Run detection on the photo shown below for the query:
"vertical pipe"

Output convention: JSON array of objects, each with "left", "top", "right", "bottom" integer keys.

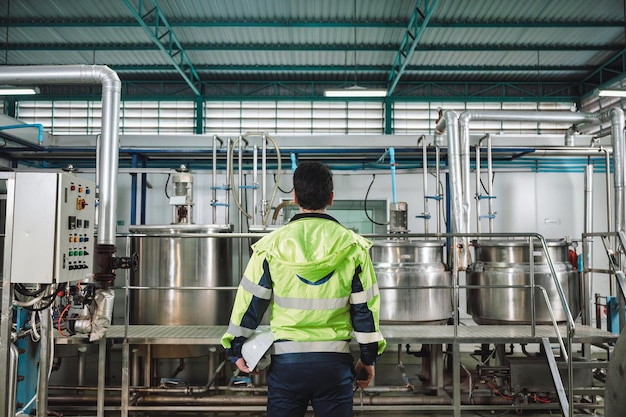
[
  {"left": 435, "top": 144, "right": 441, "bottom": 235},
  {"left": 436, "top": 110, "right": 465, "bottom": 267},
  {"left": 238, "top": 140, "right": 244, "bottom": 218},
  {"left": 225, "top": 139, "right": 232, "bottom": 225},
  {"left": 603, "top": 147, "right": 616, "bottom": 296},
  {"left": 36, "top": 308, "right": 51, "bottom": 417},
  {"left": 253, "top": 145, "right": 258, "bottom": 225},
  {"left": 475, "top": 143, "right": 481, "bottom": 234},
  {"left": 238, "top": 139, "right": 244, "bottom": 278},
  {"left": 565, "top": 126, "right": 576, "bottom": 147},
  {"left": 97, "top": 338, "right": 106, "bottom": 417},
  {"left": 77, "top": 346, "right": 87, "bottom": 387},
  {"left": 95, "top": 134, "right": 101, "bottom": 230},
  {"left": 140, "top": 158, "right": 147, "bottom": 225},
  {"left": 529, "top": 238, "right": 536, "bottom": 331},
  {"left": 130, "top": 154, "right": 138, "bottom": 225},
  {"left": 212, "top": 135, "right": 218, "bottom": 224},
  {"left": 610, "top": 108, "right": 625, "bottom": 234},
  {"left": 487, "top": 134, "right": 494, "bottom": 233},
  {"left": 121, "top": 342, "right": 130, "bottom": 417},
  {"left": 95, "top": 67, "right": 121, "bottom": 247},
  {"left": 582, "top": 164, "right": 594, "bottom": 360},
  {"left": 389, "top": 147, "right": 397, "bottom": 205},
  {"left": 262, "top": 135, "right": 268, "bottom": 224},
  {"left": 602, "top": 147, "right": 613, "bottom": 236},
  {"left": 131, "top": 348, "right": 140, "bottom": 387},
  {"left": 583, "top": 164, "right": 594, "bottom": 328},
  {"left": 421, "top": 140, "right": 429, "bottom": 233},
  {"left": 608, "top": 108, "right": 625, "bottom": 332}
]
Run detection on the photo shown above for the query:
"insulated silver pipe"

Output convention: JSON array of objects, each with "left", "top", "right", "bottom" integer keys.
[
  {"left": 601, "top": 147, "right": 613, "bottom": 235},
  {"left": 0, "top": 65, "right": 120, "bottom": 415},
  {"left": 0, "top": 65, "right": 121, "bottom": 245},
  {"left": 435, "top": 110, "right": 468, "bottom": 268},
  {"left": 565, "top": 126, "right": 576, "bottom": 146},
  {"left": 609, "top": 108, "right": 625, "bottom": 235},
  {"left": 435, "top": 111, "right": 462, "bottom": 239},
  {"left": 458, "top": 111, "right": 603, "bottom": 247}
]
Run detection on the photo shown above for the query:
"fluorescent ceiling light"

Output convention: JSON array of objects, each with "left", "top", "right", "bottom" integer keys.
[
  {"left": 0, "top": 87, "right": 40, "bottom": 95},
  {"left": 598, "top": 89, "right": 626, "bottom": 97},
  {"left": 324, "top": 86, "right": 388, "bottom": 98}
]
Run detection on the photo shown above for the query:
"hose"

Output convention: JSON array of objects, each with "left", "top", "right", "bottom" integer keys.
[{"left": 229, "top": 132, "right": 282, "bottom": 226}]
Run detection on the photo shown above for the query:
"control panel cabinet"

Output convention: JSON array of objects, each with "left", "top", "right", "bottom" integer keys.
[{"left": 10, "top": 172, "right": 96, "bottom": 283}]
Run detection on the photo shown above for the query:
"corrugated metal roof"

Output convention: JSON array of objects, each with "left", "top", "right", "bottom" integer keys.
[{"left": 1, "top": 0, "right": 623, "bottom": 99}]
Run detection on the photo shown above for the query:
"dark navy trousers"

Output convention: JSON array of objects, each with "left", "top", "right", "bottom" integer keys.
[{"left": 267, "top": 353, "right": 355, "bottom": 417}]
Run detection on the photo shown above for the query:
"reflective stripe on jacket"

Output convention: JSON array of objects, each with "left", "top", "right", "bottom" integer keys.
[{"left": 221, "top": 212, "right": 386, "bottom": 365}]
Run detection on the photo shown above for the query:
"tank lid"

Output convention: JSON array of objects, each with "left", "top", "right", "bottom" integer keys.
[{"left": 129, "top": 224, "right": 233, "bottom": 234}]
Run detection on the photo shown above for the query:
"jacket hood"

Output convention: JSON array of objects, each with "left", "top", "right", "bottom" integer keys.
[{"left": 251, "top": 215, "right": 371, "bottom": 283}]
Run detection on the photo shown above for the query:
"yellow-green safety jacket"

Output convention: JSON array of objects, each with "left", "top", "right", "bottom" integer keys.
[{"left": 221, "top": 212, "right": 386, "bottom": 365}]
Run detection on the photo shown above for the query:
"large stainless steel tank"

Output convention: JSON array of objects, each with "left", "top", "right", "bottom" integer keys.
[
  {"left": 467, "top": 239, "right": 581, "bottom": 324},
  {"left": 129, "top": 224, "right": 234, "bottom": 328},
  {"left": 371, "top": 240, "right": 452, "bottom": 324}
]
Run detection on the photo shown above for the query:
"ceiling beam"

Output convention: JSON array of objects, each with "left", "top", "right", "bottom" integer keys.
[
  {"left": 1, "top": 18, "right": 622, "bottom": 29},
  {"left": 5, "top": 42, "right": 620, "bottom": 52},
  {"left": 580, "top": 49, "right": 626, "bottom": 93},
  {"left": 36, "top": 80, "right": 581, "bottom": 101},
  {"left": 108, "top": 64, "right": 596, "bottom": 73},
  {"left": 123, "top": 0, "right": 201, "bottom": 96},
  {"left": 387, "top": 0, "right": 440, "bottom": 96}
]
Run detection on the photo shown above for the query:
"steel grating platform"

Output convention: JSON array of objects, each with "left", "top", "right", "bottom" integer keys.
[{"left": 55, "top": 323, "right": 619, "bottom": 346}]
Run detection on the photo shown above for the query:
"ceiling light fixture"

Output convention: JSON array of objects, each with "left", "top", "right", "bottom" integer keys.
[
  {"left": 323, "top": 0, "right": 388, "bottom": 99},
  {"left": 324, "top": 86, "right": 388, "bottom": 97},
  {"left": 598, "top": 89, "right": 626, "bottom": 97},
  {"left": 0, "top": 87, "right": 40, "bottom": 95}
]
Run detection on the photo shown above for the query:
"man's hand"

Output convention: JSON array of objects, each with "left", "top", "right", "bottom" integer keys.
[
  {"left": 355, "top": 359, "right": 375, "bottom": 389},
  {"left": 234, "top": 357, "right": 253, "bottom": 373}
]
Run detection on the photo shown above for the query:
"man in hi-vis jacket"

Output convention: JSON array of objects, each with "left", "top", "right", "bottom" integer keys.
[{"left": 222, "top": 161, "right": 386, "bottom": 417}]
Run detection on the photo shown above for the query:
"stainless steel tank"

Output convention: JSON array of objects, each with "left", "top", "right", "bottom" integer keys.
[
  {"left": 467, "top": 239, "right": 581, "bottom": 324},
  {"left": 371, "top": 239, "right": 452, "bottom": 324},
  {"left": 129, "top": 224, "right": 234, "bottom": 328}
]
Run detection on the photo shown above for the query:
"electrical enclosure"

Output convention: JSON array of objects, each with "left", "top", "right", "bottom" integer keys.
[{"left": 10, "top": 172, "right": 96, "bottom": 283}]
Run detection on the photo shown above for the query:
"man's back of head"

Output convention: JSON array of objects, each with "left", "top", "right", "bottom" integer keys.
[{"left": 293, "top": 162, "right": 333, "bottom": 211}]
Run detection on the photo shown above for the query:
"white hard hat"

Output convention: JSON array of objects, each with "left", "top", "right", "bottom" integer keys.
[{"left": 242, "top": 326, "right": 274, "bottom": 371}]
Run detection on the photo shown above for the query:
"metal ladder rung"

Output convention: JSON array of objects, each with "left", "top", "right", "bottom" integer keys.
[
  {"left": 555, "top": 361, "right": 609, "bottom": 369},
  {"left": 572, "top": 387, "right": 605, "bottom": 395}
]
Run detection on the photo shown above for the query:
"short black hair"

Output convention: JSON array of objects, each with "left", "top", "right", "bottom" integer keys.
[{"left": 293, "top": 161, "right": 333, "bottom": 210}]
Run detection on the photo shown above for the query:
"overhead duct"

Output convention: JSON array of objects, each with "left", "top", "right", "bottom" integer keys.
[{"left": 0, "top": 65, "right": 121, "bottom": 281}]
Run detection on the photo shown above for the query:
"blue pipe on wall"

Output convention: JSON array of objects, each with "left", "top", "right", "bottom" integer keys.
[{"left": 0, "top": 123, "right": 44, "bottom": 145}]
